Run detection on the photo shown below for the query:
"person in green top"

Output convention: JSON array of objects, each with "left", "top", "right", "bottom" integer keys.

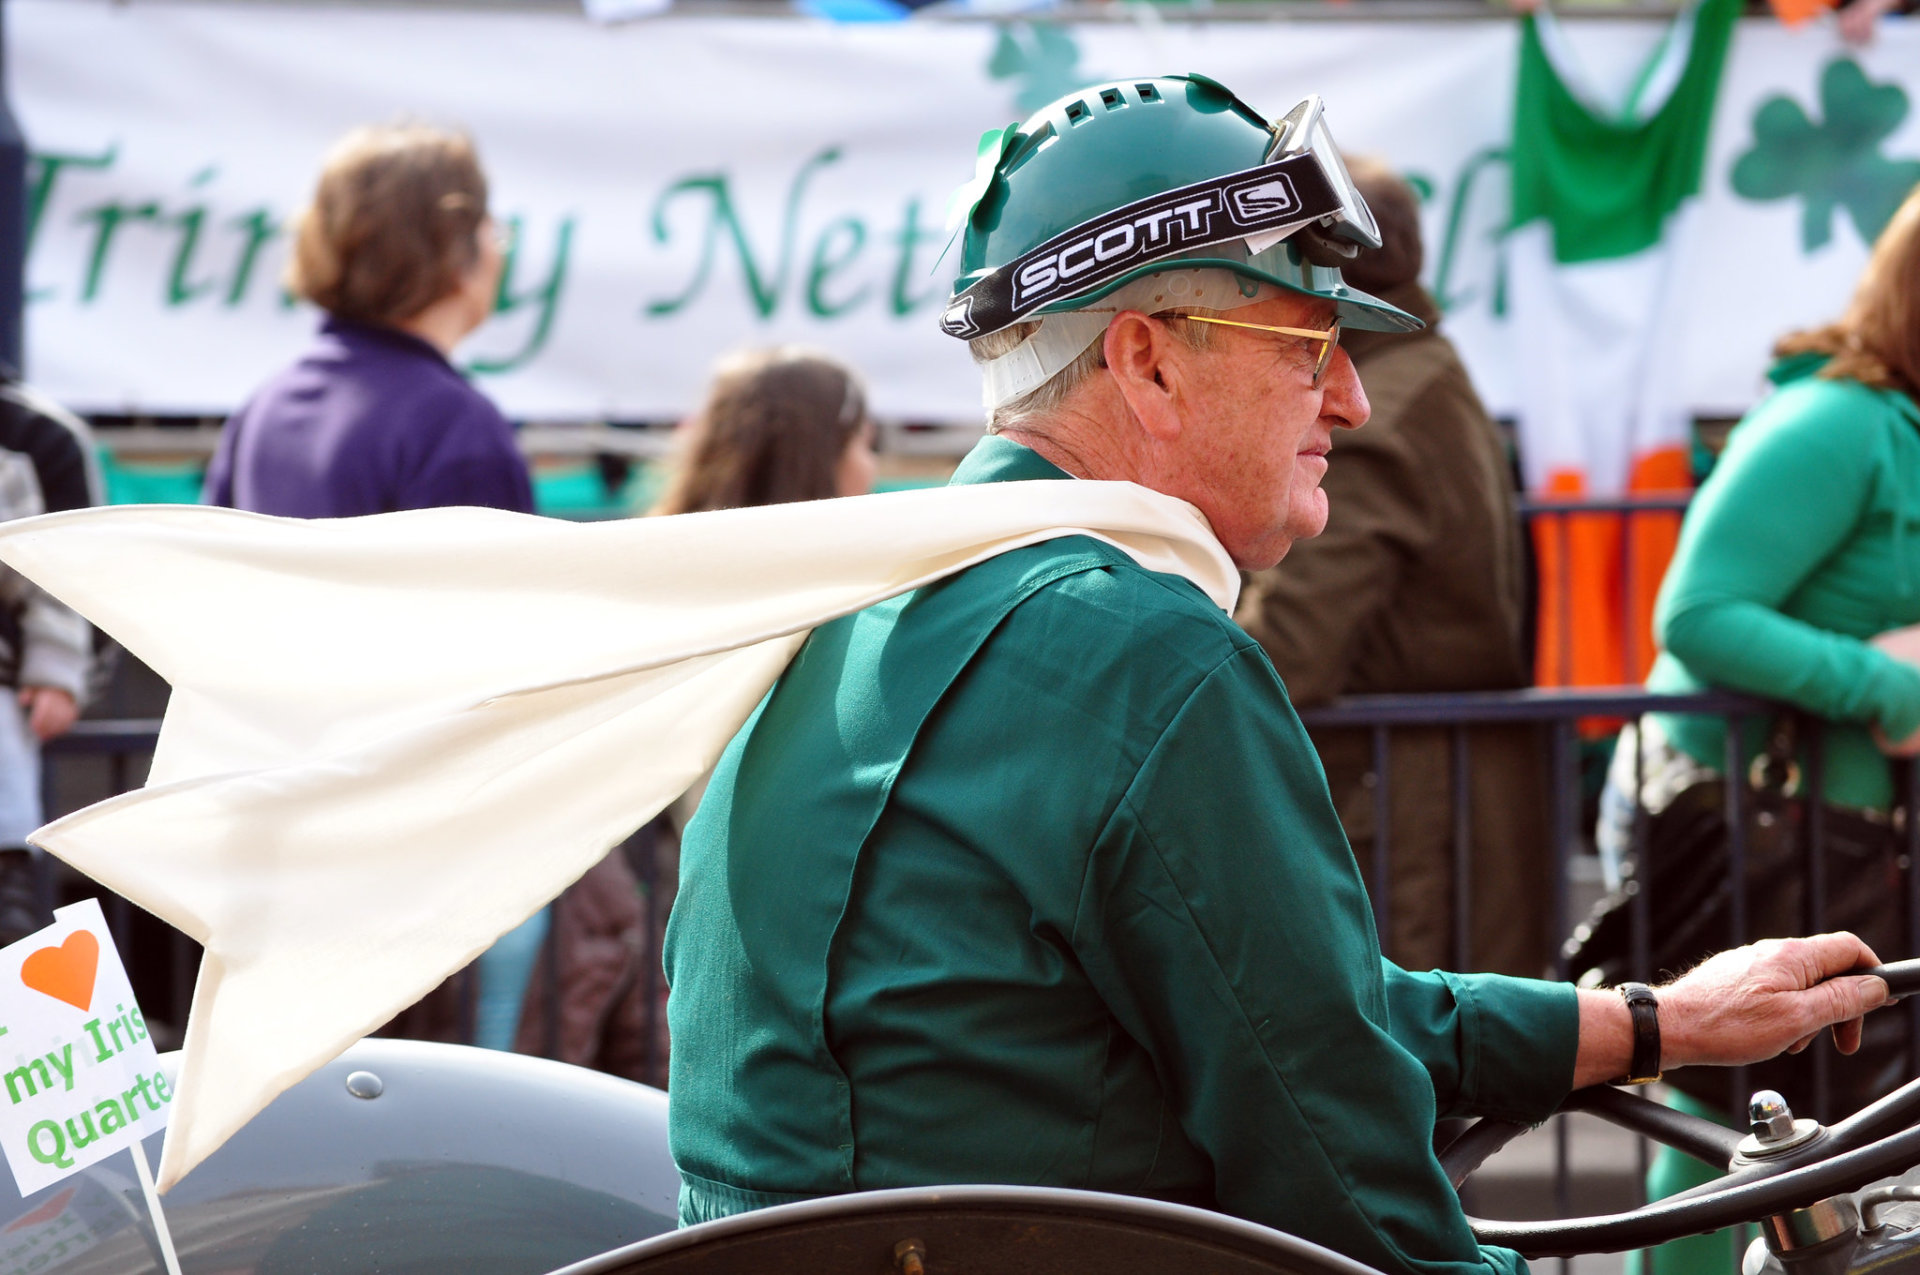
[
  {"left": 1594, "top": 184, "right": 1920, "bottom": 1275},
  {"left": 1630, "top": 184, "right": 1920, "bottom": 817},
  {"left": 664, "top": 75, "right": 1893, "bottom": 1275},
  {"left": 1600, "top": 183, "right": 1920, "bottom": 961}
]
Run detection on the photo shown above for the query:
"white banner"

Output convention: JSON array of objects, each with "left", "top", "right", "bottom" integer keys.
[{"left": 10, "top": 1, "right": 1919, "bottom": 423}]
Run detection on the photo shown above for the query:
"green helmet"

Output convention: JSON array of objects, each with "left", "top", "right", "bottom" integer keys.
[{"left": 939, "top": 73, "right": 1420, "bottom": 344}]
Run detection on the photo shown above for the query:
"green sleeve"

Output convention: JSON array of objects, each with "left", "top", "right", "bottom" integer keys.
[
  {"left": 1071, "top": 647, "right": 1533, "bottom": 1275},
  {"left": 1384, "top": 964, "right": 1578, "bottom": 1123},
  {"left": 1655, "top": 384, "right": 1920, "bottom": 738}
]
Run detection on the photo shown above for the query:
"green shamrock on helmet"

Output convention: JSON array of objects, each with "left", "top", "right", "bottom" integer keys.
[{"left": 1732, "top": 57, "right": 1920, "bottom": 253}]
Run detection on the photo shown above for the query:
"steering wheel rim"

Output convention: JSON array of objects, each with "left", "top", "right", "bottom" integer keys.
[
  {"left": 1442, "top": 1087, "right": 1746, "bottom": 1191},
  {"left": 1455, "top": 1076, "right": 1920, "bottom": 1257}
]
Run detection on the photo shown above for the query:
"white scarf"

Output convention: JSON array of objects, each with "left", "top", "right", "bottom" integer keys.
[{"left": 0, "top": 480, "right": 1235, "bottom": 1191}]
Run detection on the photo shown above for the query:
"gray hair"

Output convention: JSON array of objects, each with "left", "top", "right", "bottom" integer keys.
[{"left": 969, "top": 312, "right": 1218, "bottom": 436}]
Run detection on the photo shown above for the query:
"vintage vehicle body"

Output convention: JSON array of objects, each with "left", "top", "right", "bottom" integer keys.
[
  {"left": 0, "top": 1038, "right": 678, "bottom": 1274},
  {"left": 13, "top": 1030, "right": 1920, "bottom": 1275},
  {"left": 551, "top": 1183, "right": 1390, "bottom": 1275}
]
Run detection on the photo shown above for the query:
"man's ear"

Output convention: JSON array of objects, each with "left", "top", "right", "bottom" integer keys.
[{"left": 1102, "top": 311, "right": 1186, "bottom": 443}]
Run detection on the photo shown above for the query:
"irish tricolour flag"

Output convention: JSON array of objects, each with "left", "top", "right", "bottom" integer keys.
[{"left": 1506, "top": 0, "right": 1739, "bottom": 687}]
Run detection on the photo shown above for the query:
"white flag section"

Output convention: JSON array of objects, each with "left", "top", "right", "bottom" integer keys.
[
  {"left": 1506, "top": 0, "right": 1737, "bottom": 499},
  {"left": 0, "top": 484, "right": 1234, "bottom": 1190},
  {"left": 11, "top": 0, "right": 1920, "bottom": 423},
  {"left": 1506, "top": 210, "right": 1701, "bottom": 494},
  {"left": 0, "top": 900, "right": 169, "bottom": 1198},
  {"left": 1505, "top": 0, "right": 1741, "bottom": 686}
]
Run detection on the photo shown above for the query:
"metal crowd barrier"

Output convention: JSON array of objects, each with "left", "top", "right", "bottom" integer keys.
[
  {"left": 1301, "top": 685, "right": 1920, "bottom": 1266},
  {"left": 41, "top": 688, "right": 1918, "bottom": 1254},
  {"left": 1300, "top": 685, "right": 1763, "bottom": 980},
  {"left": 1299, "top": 685, "right": 1919, "bottom": 1107}
]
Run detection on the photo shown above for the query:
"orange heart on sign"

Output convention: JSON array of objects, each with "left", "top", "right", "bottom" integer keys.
[{"left": 21, "top": 931, "right": 98, "bottom": 1012}]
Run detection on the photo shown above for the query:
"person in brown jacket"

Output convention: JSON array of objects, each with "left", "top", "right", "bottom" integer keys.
[
  {"left": 1234, "top": 160, "right": 1550, "bottom": 977},
  {"left": 380, "top": 850, "right": 662, "bottom": 1084}
]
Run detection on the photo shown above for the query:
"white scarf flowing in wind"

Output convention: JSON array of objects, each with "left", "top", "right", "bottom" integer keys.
[{"left": 0, "top": 479, "right": 1236, "bottom": 1192}]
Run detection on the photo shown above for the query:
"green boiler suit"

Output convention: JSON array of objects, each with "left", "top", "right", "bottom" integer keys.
[{"left": 665, "top": 436, "right": 1580, "bottom": 1275}]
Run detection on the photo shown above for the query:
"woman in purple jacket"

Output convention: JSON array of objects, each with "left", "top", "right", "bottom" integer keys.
[
  {"left": 205, "top": 122, "right": 532, "bottom": 517},
  {"left": 210, "top": 124, "right": 649, "bottom": 1076}
]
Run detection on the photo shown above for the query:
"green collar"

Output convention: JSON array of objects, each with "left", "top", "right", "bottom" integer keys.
[
  {"left": 1766, "top": 350, "right": 1828, "bottom": 387},
  {"left": 948, "top": 435, "right": 1071, "bottom": 487}
]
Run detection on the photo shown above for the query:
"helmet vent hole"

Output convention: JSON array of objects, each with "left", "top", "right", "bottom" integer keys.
[
  {"left": 1003, "top": 123, "right": 1055, "bottom": 173},
  {"left": 1136, "top": 83, "right": 1161, "bottom": 102},
  {"left": 1064, "top": 100, "right": 1091, "bottom": 125},
  {"left": 1099, "top": 88, "right": 1123, "bottom": 110}
]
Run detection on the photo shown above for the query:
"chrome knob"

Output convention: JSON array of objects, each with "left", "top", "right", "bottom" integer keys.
[{"left": 1749, "top": 1091, "right": 1795, "bottom": 1144}]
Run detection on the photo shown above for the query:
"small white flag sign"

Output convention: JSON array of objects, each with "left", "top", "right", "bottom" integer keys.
[{"left": 0, "top": 900, "right": 169, "bottom": 1196}]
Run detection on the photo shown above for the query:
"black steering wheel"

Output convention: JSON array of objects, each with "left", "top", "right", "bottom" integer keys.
[{"left": 1448, "top": 960, "right": 1920, "bottom": 1258}]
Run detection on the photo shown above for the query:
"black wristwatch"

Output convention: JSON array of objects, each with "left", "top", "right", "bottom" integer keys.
[{"left": 1613, "top": 982, "right": 1662, "bottom": 1085}]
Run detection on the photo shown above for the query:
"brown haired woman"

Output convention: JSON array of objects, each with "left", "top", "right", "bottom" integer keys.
[
  {"left": 1592, "top": 184, "right": 1920, "bottom": 1271},
  {"left": 641, "top": 346, "right": 876, "bottom": 1079},
  {"left": 204, "top": 121, "right": 532, "bottom": 517},
  {"left": 653, "top": 347, "right": 877, "bottom": 515}
]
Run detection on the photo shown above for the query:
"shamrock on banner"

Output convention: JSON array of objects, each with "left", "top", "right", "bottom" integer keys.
[{"left": 1733, "top": 57, "right": 1920, "bottom": 252}]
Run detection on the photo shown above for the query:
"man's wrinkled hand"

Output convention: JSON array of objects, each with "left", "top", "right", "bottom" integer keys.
[{"left": 1660, "top": 933, "right": 1891, "bottom": 1067}]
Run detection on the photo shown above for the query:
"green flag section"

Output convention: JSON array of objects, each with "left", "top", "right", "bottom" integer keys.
[
  {"left": 1506, "top": 0, "right": 1738, "bottom": 689},
  {"left": 1511, "top": 0, "right": 1740, "bottom": 265}
]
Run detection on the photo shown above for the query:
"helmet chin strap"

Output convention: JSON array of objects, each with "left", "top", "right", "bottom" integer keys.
[{"left": 980, "top": 267, "right": 1273, "bottom": 413}]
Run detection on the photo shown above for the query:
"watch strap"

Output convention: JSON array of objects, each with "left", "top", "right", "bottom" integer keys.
[{"left": 1615, "top": 982, "right": 1662, "bottom": 1085}]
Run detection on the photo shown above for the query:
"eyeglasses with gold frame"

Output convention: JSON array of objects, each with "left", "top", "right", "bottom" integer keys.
[{"left": 1172, "top": 314, "right": 1343, "bottom": 389}]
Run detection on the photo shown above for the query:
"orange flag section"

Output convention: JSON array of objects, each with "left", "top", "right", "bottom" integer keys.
[
  {"left": 1532, "top": 447, "right": 1692, "bottom": 690},
  {"left": 1767, "top": 0, "right": 1835, "bottom": 25}
]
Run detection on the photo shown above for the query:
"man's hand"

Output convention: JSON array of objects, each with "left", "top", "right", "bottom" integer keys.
[
  {"left": 1662, "top": 934, "right": 1890, "bottom": 1062},
  {"left": 17, "top": 686, "right": 78, "bottom": 742},
  {"left": 1574, "top": 934, "right": 1890, "bottom": 1088}
]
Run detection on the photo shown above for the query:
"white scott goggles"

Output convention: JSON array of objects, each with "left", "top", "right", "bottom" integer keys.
[{"left": 1263, "top": 94, "right": 1382, "bottom": 259}]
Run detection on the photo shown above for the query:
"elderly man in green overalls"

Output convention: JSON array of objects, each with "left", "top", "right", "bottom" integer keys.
[{"left": 664, "top": 74, "right": 1890, "bottom": 1275}]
